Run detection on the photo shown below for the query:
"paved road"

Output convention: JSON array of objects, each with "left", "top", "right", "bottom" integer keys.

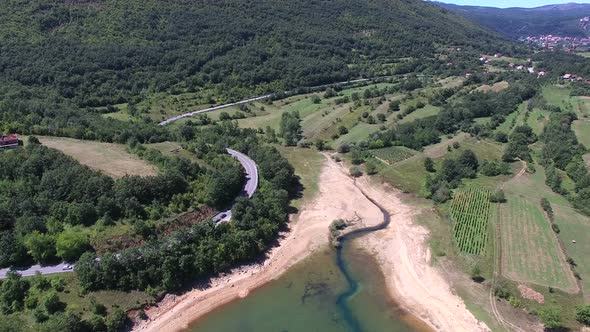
[
  {"left": 159, "top": 95, "right": 272, "bottom": 126},
  {"left": 157, "top": 76, "right": 412, "bottom": 126},
  {"left": 212, "top": 148, "right": 259, "bottom": 223},
  {"left": 0, "top": 262, "right": 73, "bottom": 279}
]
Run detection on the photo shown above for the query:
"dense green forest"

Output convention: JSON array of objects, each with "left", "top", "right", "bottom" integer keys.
[
  {"left": 437, "top": 2, "right": 590, "bottom": 38},
  {"left": 0, "top": 121, "right": 297, "bottom": 331},
  {"left": 0, "top": 0, "right": 512, "bottom": 144},
  {"left": 0, "top": 135, "right": 246, "bottom": 268}
]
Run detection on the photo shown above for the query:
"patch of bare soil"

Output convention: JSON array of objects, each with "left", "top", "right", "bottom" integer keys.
[{"left": 517, "top": 285, "right": 544, "bottom": 304}]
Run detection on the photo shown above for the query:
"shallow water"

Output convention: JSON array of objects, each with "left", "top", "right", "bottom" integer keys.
[{"left": 188, "top": 244, "right": 428, "bottom": 332}]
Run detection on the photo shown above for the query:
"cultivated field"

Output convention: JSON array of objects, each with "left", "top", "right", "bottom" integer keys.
[
  {"left": 499, "top": 195, "right": 577, "bottom": 292},
  {"left": 450, "top": 187, "right": 492, "bottom": 255},
  {"left": 39, "top": 136, "right": 158, "bottom": 178},
  {"left": 370, "top": 146, "right": 416, "bottom": 164}
]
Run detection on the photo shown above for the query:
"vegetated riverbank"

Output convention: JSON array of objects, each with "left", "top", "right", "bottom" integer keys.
[
  {"left": 133, "top": 156, "right": 382, "bottom": 332},
  {"left": 353, "top": 176, "right": 491, "bottom": 332},
  {"left": 134, "top": 156, "right": 488, "bottom": 332}
]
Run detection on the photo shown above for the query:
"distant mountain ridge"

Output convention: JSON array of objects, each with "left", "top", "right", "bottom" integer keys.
[{"left": 435, "top": 2, "right": 590, "bottom": 38}]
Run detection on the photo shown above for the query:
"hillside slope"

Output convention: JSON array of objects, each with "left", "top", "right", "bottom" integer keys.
[
  {"left": 436, "top": 2, "right": 590, "bottom": 39},
  {"left": 0, "top": 0, "right": 504, "bottom": 109}
]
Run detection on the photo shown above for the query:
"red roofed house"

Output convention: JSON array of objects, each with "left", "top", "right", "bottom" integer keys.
[{"left": 0, "top": 134, "right": 20, "bottom": 149}]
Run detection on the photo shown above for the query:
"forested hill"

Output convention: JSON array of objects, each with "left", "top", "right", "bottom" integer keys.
[
  {"left": 436, "top": 2, "right": 590, "bottom": 39},
  {"left": 0, "top": 0, "right": 505, "bottom": 110}
]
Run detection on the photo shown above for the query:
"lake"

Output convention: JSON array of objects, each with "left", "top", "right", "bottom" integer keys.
[{"left": 189, "top": 242, "right": 431, "bottom": 332}]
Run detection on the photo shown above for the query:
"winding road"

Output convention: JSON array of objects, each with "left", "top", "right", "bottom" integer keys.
[
  {"left": 0, "top": 148, "right": 258, "bottom": 279},
  {"left": 212, "top": 148, "right": 259, "bottom": 223}
]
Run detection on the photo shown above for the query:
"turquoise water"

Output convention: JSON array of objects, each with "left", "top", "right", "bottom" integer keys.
[{"left": 188, "top": 245, "right": 429, "bottom": 332}]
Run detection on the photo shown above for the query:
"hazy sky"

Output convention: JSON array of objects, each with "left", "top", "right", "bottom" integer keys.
[{"left": 436, "top": 0, "right": 590, "bottom": 8}]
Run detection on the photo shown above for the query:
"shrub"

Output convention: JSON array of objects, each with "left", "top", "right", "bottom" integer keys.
[
  {"left": 540, "top": 198, "right": 553, "bottom": 222},
  {"left": 337, "top": 143, "right": 350, "bottom": 154},
  {"left": 349, "top": 166, "right": 363, "bottom": 178},
  {"left": 551, "top": 224, "right": 560, "bottom": 234},
  {"left": 365, "top": 159, "right": 378, "bottom": 175},
  {"left": 538, "top": 305, "right": 563, "bottom": 330},
  {"left": 424, "top": 157, "right": 435, "bottom": 172},
  {"left": 576, "top": 305, "right": 590, "bottom": 325},
  {"left": 490, "top": 190, "right": 506, "bottom": 203},
  {"left": 311, "top": 95, "right": 321, "bottom": 104}
]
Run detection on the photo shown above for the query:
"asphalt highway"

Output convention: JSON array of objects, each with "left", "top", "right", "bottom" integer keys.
[
  {"left": 0, "top": 262, "right": 73, "bottom": 279},
  {"left": 212, "top": 148, "right": 259, "bottom": 223}
]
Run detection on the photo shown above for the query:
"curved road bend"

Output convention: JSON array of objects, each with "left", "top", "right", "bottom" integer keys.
[
  {"left": 0, "top": 149, "right": 258, "bottom": 279},
  {"left": 212, "top": 148, "right": 259, "bottom": 223}
]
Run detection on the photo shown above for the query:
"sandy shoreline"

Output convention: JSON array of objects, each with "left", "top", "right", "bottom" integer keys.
[
  {"left": 355, "top": 177, "right": 490, "bottom": 332},
  {"left": 134, "top": 156, "right": 489, "bottom": 332},
  {"left": 133, "top": 156, "right": 382, "bottom": 332}
]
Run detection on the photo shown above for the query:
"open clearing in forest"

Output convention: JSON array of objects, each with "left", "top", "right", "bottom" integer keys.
[
  {"left": 499, "top": 195, "right": 577, "bottom": 293},
  {"left": 450, "top": 187, "right": 492, "bottom": 255},
  {"left": 39, "top": 136, "right": 157, "bottom": 178}
]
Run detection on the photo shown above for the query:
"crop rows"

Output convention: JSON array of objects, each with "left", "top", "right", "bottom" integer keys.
[
  {"left": 369, "top": 146, "right": 416, "bottom": 164},
  {"left": 450, "top": 187, "right": 492, "bottom": 255}
]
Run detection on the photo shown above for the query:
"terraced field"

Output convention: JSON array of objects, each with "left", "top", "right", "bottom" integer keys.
[
  {"left": 499, "top": 195, "right": 577, "bottom": 292},
  {"left": 450, "top": 187, "right": 492, "bottom": 255}
]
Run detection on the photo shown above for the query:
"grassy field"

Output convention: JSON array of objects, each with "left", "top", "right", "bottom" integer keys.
[
  {"left": 554, "top": 205, "right": 590, "bottom": 301},
  {"left": 475, "top": 81, "right": 509, "bottom": 93},
  {"left": 398, "top": 104, "right": 441, "bottom": 124},
  {"left": 333, "top": 122, "right": 380, "bottom": 145},
  {"left": 495, "top": 109, "right": 519, "bottom": 134},
  {"left": 51, "top": 273, "right": 153, "bottom": 320},
  {"left": 450, "top": 187, "right": 492, "bottom": 255},
  {"left": 542, "top": 85, "right": 571, "bottom": 108},
  {"left": 526, "top": 108, "right": 549, "bottom": 136},
  {"left": 499, "top": 195, "right": 577, "bottom": 292},
  {"left": 573, "top": 120, "right": 590, "bottom": 148},
  {"left": 275, "top": 146, "right": 324, "bottom": 207},
  {"left": 38, "top": 136, "right": 157, "bottom": 178},
  {"left": 374, "top": 155, "right": 428, "bottom": 194},
  {"left": 369, "top": 146, "right": 417, "bottom": 164}
]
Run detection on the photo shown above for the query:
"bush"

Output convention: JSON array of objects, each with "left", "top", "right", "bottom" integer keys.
[
  {"left": 538, "top": 305, "right": 563, "bottom": 330},
  {"left": 349, "top": 166, "right": 363, "bottom": 178},
  {"left": 494, "top": 282, "right": 510, "bottom": 299},
  {"left": 540, "top": 198, "right": 554, "bottom": 222},
  {"left": 551, "top": 224, "right": 560, "bottom": 234},
  {"left": 576, "top": 305, "right": 590, "bottom": 325},
  {"left": 365, "top": 159, "right": 378, "bottom": 175},
  {"left": 490, "top": 190, "right": 506, "bottom": 203},
  {"left": 424, "top": 157, "right": 435, "bottom": 172},
  {"left": 337, "top": 143, "right": 350, "bottom": 154},
  {"left": 311, "top": 95, "right": 321, "bottom": 104}
]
